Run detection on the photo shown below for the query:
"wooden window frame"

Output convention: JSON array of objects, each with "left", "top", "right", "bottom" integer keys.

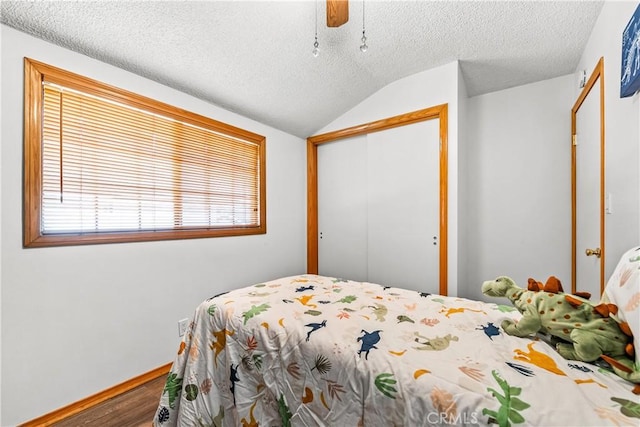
[{"left": 23, "top": 58, "right": 266, "bottom": 247}]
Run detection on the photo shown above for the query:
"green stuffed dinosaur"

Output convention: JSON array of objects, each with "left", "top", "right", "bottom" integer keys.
[{"left": 482, "top": 276, "right": 639, "bottom": 389}]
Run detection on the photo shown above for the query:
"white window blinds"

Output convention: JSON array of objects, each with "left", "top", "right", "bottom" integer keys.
[{"left": 40, "top": 82, "right": 262, "bottom": 235}]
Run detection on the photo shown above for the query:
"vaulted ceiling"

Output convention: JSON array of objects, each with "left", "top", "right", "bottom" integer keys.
[{"left": 1, "top": 1, "right": 604, "bottom": 138}]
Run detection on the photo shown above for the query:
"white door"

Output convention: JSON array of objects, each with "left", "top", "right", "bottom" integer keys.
[
  {"left": 317, "top": 135, "right": 368, "bottom": 281},
  {"left": 366, "top": 121, "right": 439, "bottom": 292},
  {"left": 575, "top": 79, "right": 602, "bottom": 298},
  {"left": 317, "top": 120, "right": 440, "bottom": 292}
]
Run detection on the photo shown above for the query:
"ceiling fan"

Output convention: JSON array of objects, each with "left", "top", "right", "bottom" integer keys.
[
  {"left": 314, "top": 0, "right": 366, "bottom": 56},
  {"left": 327, "top": 0, "right": 349, "bottom": 27}
]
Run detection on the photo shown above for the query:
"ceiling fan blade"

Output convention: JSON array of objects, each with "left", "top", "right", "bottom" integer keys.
[{"left": 327, "top": 0, "right": 349, "bottom": 27}]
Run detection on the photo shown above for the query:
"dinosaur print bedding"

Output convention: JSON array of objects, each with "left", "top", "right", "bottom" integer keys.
[{"left": 153, "top": 275, "right": 640, "bottom": 426}]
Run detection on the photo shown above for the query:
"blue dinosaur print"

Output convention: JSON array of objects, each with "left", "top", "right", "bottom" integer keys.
[
  {"left": 296, "top": 285, "right": 315, "bottom": 292},
  {"left": 230, "top": 363, "right": 240, "bottom": 405},
  {"left": 305, "top": 320, "right": 327, "bottom": 341},
  {"left": 505, "top": 362, "right": 535, "bottom": 377},
  {"left": 357, "top": 329, "right": 381, "bottom": 360},
  {"left": 477, "top": 322, "right": 501, "bottom": 340},
  {"left": 568, "top": 363, "right": 593, "bottom": 373}
]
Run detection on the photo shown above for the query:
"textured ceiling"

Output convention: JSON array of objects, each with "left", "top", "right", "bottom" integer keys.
[{"left": 1, "top": 0, "right": 604, "bottom": 138}]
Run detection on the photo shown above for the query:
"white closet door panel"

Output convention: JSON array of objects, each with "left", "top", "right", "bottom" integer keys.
[
  {"left": 366, "top": 120, "right": 440, "bottom": 292},
  {"left": 317, "top": 136, "right": 368, "bottom": 281}
]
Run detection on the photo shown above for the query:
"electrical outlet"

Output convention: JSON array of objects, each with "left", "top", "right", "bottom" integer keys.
[{"left": 178, "top": 318, "right": 189, "bottom": 337}]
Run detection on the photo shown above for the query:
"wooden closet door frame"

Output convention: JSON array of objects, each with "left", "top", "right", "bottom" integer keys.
[{"left": 307, "top": 103, "right": 449, "bottom": 296}]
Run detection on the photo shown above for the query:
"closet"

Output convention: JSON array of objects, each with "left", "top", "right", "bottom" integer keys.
[{"left": 307, "top": 105, "right": 448, "bottom": 295}]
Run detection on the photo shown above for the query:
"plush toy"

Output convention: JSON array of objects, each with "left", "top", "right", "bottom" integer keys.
[{"left": 482, "top": 276, "right": 640, "bottom": 389}]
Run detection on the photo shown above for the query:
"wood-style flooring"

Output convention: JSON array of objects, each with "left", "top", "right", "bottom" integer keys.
[{"left": 52, "top": 375, "right": 166, "bottom": 427}]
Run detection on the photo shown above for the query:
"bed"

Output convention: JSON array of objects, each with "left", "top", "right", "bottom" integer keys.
[{"left": 153, "top": 260, "right": 640, "bottom": 426}]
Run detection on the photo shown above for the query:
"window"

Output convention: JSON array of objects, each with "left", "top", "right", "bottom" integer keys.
[{"left": 23, "top": 58, "right": 266, "bottom": 247}]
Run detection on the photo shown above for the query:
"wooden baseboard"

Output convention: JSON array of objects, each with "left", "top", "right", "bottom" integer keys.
[{"left": 19, "top": 362, "right": 172, "bottom": 427}]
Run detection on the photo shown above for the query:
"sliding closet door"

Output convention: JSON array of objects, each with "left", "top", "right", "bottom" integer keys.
[
  {"left": 317, "top": 120, "right": 440, "bottom": 292},
  {"left": 317, "top": 135, "right": 368, "bottom": 281},
  {"left": 367, "top": 120, "right": 439, "bottom": 292}
]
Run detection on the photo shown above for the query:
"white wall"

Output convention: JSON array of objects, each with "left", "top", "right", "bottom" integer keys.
[
  {"left": 0, "top": 27, "right": 4, "bottom": 425},
  {"left": 460, "top": 0, "right": 640, "bottom": 300},
  {"left": 316, "top": 61, "right": 461, "bottom": 296},
  {"left": 575, "top": 1, "right": 640, "bottom": 274},
  {"left": 316, "top": 60, "right": 575, "bottom": 301},
  {"left": 457, "top": 63, "right": 470, "bottom": 297},
  {"left": 462, "top": 75, "right": 575, "bottom": 301},
  {"left": 1, "top": 25, "right": 306, "bottom": 425}
]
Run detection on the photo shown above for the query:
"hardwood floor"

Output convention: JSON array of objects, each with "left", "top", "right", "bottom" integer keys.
[{"left": 52, "top": 375, "right": 166, "bottom": 427}]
